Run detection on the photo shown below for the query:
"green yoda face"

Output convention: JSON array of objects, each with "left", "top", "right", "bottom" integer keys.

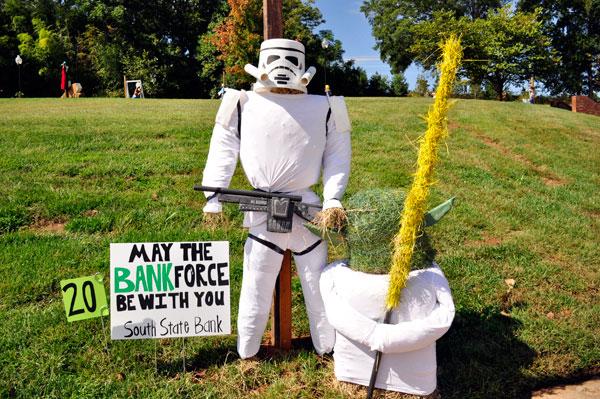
[{"left": 306, "top": 188, "right": 454, "bottom": 275}]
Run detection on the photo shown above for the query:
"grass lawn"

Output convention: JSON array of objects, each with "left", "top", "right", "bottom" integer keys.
[{"left": 1, "top": 97, "right": 599, "bottom": 398}]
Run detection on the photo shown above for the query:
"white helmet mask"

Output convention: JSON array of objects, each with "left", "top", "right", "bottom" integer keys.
[{"left": 244, "top": 39, "right": 316, "bottom": 93}]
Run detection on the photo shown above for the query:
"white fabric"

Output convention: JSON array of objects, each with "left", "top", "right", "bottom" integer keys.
[
  {"left": 202, "top": 90, "right": 351, "bottom": 224},
  {"left": 328, "top": 96, "right": 351, "bottom": 133},
  {"left": 237, "top": 218, "right": 334, "bottom": 358},
  {"left": 319, "top": 261, "right": 455, "bottom": 395},
  {"left": 215, "top": 89, "right": 241, "bottom": 127},
  {"left": 201, "top": 89, "right": 351, "bottom": 358}
]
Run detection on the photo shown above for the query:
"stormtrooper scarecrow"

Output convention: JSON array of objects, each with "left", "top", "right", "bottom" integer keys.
[
  {"left": 201, "top": 39, "right": 352, "bottom": 359},
  {"left": 307, "top": 189, "right": 455, "bottom": 396}
]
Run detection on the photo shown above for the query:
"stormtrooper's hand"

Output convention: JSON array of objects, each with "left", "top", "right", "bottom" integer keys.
[
  {"left": 313, "top": 207, "right": 348, "bottom": 233},
  {"left": 201, "top": 212, "right": 228, "bottom": 231}
]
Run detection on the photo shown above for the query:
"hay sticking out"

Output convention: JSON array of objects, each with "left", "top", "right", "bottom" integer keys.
[
  {"left": 386, "top": 36, "right": 463, "bottom": 310},
  {"left": 201, "top": 212, "right": 229, "bottom": 232},
  {"left": 313, "top": 207, "right": 348, "bottom": 233}
]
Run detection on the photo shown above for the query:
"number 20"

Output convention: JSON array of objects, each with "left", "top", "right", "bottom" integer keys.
[{"left": 62, "top": 281, "right": 97, "bottom": 317}]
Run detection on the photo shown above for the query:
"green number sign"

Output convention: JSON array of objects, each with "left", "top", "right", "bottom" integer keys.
[{"left": 61, "top": 274, "right": 109, "bottom": 322}]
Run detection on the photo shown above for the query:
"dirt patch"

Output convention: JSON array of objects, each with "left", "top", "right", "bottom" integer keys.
[
  {"left": 465, "top": 232, "right": 503, "bottom": 247},
  {"left": 456, "top": 123, "right": 567, "bottom": 187},
  {"left": 29, "top": 219, "right": 67, "bottom": 233},
  {"left": 532, "top": 377, "right": 600, "bottom": 398}
]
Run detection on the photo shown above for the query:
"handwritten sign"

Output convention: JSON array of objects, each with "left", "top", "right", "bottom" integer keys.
[
  {"left": 110, "top": 241, "right": 231, "bottom": 340},
  {"left": 61, "top": 274, "right": 109, "bottom": 322}
]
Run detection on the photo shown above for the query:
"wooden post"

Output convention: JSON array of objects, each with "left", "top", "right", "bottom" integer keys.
[
  {"left": 124, "top": 75, "right": 128, "bottom": 98},
  {"left": 263, "top": 0, "right": 283, "bottom": 39},
  {"left": 270, "top": 250, "right": 292, "bottom": 349},
  {"left": 263, "top": 0, "right": 292, "bottom": 351}
]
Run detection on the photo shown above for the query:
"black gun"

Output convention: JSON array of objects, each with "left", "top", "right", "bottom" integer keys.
[{"left": 194, "top": 185, "right": 321, "bottom": 233}]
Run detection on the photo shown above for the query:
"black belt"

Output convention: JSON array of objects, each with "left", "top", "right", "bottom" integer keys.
[{"left": 247, "top": 233, "right": 322, "bottom": 256}]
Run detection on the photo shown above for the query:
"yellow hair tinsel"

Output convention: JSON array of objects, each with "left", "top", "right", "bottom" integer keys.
[{"left": 385, "top": 36, "right": 463, "bottom": 310}]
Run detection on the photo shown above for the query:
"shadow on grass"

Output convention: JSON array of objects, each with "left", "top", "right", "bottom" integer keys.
[
  {"left": 437, "top": 307, "right": 536, "bottom": 399},
  {"left": 154, "top": 335, "right": 318, "bottom": 377}
]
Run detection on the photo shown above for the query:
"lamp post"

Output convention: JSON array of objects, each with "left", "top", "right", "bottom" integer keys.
[
  {"left": 321, "top": 38, "right": 330, "bottom": 96},
  {"left": 15, "top": 55, "right": 22, "bottom": 98}
]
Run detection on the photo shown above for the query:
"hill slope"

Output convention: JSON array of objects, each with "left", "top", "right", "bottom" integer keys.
[{"left": 1, "top": 98, "right": 598, "bottom": 398}]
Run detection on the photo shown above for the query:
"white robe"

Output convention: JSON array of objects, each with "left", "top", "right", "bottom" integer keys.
[
  {"left": 320, "top": 260, "right": 455, "bottom": 395},
  {"left": 202, "top": 90, "right": 351, "bottom": 358}
]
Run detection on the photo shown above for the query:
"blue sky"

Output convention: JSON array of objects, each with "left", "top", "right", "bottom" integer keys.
[{"left": 312, "top": 0, "right": 431, "bottom": 90}]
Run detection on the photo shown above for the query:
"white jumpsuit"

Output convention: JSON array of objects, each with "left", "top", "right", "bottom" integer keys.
[
  {"left": 202, "top": 89, "right": 351, "bottom": 358},
  {"left": 320, "top": 261, "right": 455, "bottom": 395}
]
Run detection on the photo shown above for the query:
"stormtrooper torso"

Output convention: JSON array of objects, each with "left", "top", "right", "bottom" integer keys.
[{"left": 239, "top": 91, "right": 329, "bottom": 194}]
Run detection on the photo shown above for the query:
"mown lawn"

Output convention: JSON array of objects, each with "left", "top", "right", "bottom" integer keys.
[{"left": 1, "top": 97, "right": 599, "bottom": 398}]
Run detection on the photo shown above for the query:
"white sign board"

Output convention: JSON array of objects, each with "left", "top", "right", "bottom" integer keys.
[{"left": 110, "top": 241, "right": 230, "bottom": 340}]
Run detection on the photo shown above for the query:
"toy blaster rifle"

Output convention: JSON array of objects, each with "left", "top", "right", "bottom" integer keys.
[{"left": 194, "top": 185, "right": 321, "bottom": 233}]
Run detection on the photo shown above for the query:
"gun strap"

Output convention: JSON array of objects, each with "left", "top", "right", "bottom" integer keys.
[
  {"left": 326, "top": 107, "right": 331, "bottom": 136},
  {"left": 247, "top": 233, "right": 322, "bottom": 257},
  {"left": 293, "top": 238, "right": 322, "bottom": 256},
  {"left": 236, "top": 100, "right": 242, "bottom": 138},
  {"left": 247, "top": 233, "right": 285, "bottom": 255}
]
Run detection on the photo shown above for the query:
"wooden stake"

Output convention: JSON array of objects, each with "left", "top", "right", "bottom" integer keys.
[
  {"left": 270, "top": 249, "right": 292, "bottom": 350},
  {"left": 263, "top": 0, "right": 283, "bottom": 39},
  {"left": 263, "top": 0, "right": 291, "bottom": 351}
]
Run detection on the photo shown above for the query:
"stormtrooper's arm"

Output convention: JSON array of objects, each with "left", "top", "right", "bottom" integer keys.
[
  {"left": 201, "top": 92, "right": 241, "bottom": 213},
  {"left": 369, "top": 266, "right": 455, "bottom": 354},
  {"left": 322, "top": 98, "right": 351, "bottom": 210}
]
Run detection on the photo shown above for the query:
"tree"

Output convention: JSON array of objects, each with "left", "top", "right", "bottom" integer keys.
[
  {"left": 204, "top": 0, "right": 368, "bottom": 96},
  {"left": 390, "top": 72, "right": 409, "bottom": 96},
  {"left": 414, "top": 73, "right": 429, "bottom": 96},
  {"left": 361, "top": 0, "right": 504, "bottom": 74},
  {"left": 207, "top": 0, "right": 326, "bottom": 86},
  {"left": 410, "top": 6, "right": 556, "bottom": 99},
  {"left": 366, "top": 72, "right": 391, "bottom": 96},
  {"left": 518, "top": 0, "right": 600, "bottom": 96},
  {"left": 0, "top": 0, "right": 226, "bottom": 97}
]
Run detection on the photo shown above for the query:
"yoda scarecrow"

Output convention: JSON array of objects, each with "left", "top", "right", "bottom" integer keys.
[{"left": 307, "top": 188, "right": 455, "bottom": 396}]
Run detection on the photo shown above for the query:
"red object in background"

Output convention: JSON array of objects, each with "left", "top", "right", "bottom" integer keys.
[{"left": 61, "top": 65, "right": 66, "bottom": 90}]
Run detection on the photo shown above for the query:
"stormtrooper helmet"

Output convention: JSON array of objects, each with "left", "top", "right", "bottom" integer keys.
[{"left": 245, "top": 39, "right": 316, "bottom": 93}]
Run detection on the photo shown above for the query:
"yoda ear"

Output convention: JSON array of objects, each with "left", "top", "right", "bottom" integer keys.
[{"left": 423, "top": 197, "right": 455, "bottom": 227}]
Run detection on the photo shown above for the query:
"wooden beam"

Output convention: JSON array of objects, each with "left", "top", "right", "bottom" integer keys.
[
  {"left": 263, "top": 0, "right": 292, "bottom": 352},
  {"left": 270, "top": 250, "right": 292, "bottom": 350},
  {"left": 263, "top": 0, "right": 283, "bottom": 39}
]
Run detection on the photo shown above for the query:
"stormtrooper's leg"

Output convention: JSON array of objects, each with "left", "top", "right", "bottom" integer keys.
[
  {"left": 292, "top": 237, "right": 335, "bottom": 355},
  {"left": 237, "top": 227, "right": 284, "bottom": 359}
]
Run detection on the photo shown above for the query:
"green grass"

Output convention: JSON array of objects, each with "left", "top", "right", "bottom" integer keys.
[{"left": 1, "top": 97, "right": 599, "bottom": 398}]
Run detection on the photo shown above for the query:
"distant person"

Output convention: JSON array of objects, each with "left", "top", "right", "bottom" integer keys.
[{"left": 132, "top": 86, "right": 141, "bottom": 99}]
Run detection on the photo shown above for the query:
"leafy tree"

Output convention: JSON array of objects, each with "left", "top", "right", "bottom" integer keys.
[
  {"left": 518, "top": 0, "right": 600, "bottom": 96},
  {"left": 204, "top": 0, "right": 368, "bottom": 96},
  {"left": 414, "top": 73, "right": 429, "bottom": 96},
  {"left": 410, "top": 6, "right": 556, "bottom": 99},
  {"left": 361, "top": 0, "right": 504, "bottom": 74},
  {"left": 1, "top": 0, "right": 226, "bottom": 97},
  {"left": 366, "top": 72, "right": 391, "bottom": 96}
]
